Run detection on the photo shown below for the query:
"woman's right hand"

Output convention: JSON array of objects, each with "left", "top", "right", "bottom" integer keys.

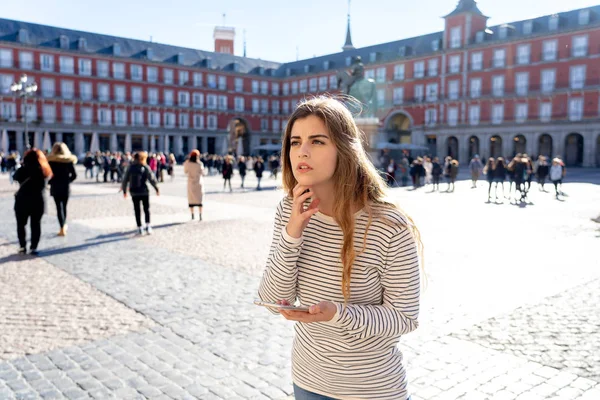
[{"left": 286, "top": 185, "right": 320, "bottom": 239}]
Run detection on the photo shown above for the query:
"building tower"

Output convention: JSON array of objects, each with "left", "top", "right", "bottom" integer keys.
[
  {"left": 443, "top": 0, "right": 488, "bottom": 48},
  {"left": 342, "top": 0, "right": 355, "bottom": 51},
  {"left": 214, "top": 15, "right": 235, "bottom": 55}
]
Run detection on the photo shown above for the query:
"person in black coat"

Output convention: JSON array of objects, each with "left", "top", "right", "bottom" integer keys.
[
  {"left": 122, "top": 151, "right": 160, "bottom": 235},
  {"left": 238, "top": 156, "right": 247, "bottom": 189},
  {"left": 222, "top": 155, "right": 234, "bottom": 192},
  {"left": 536, "top": 155, "right": 549, "bottom": 192},
  {"left": 13, "top": 149, "right": 53, "bottom": 255},
  {"left": 254, "top": 156, "right": 265, "bottom": 190},
  {"left": 47, "top": 142, "right": 78, "bottom": 236}
]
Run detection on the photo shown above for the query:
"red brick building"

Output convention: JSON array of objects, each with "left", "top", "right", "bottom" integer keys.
[{"left": 1, "top": 0, "right": 599, "bottom": 166}]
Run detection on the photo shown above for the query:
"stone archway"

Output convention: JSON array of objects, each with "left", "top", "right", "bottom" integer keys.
[
  {"left": 538, "top": 134, "right": 553, "bottom": 158},
  {"left": 229, "top": 117, "right": 251, "bottom": 156},
  {"left": 468, "top": 136, "right": 480, "bottom": 160},
  {"left": 385, "top": 112, "right": 412, "bottom": 144},
  {"left": 564, "top": 133, "right": 584, "bottom": 166},
  {"left": 490, "top": 135, "right": 503, "bottom": 158},
  {"left": 513, "top": 134, "right": 526, "bottom": 156},
  {"left": 447, "top": 136, "right": 459, "bottom": 159}
]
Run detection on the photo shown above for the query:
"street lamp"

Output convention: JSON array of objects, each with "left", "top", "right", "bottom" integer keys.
[{"left": 11, "top": 74, "right": 38, "bottom": 149}]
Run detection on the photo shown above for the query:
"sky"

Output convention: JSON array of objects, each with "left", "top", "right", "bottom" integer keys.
[{"left": 3, "top": 0, "right": 599, "bottom": 63}]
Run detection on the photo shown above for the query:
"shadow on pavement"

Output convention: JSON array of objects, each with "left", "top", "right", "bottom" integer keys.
[
  {"left": 86, "top": 222, "right": 186, "bottom": 241},
  {"left": 0, "top": 253, "right": 35, "bottom": 264}
]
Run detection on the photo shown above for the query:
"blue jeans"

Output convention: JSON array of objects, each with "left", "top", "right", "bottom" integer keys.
[{"left": 293, "top": 384, "right": 411, "bottom": 400}]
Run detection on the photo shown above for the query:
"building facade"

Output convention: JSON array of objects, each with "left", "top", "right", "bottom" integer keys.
[{"left": 1, "top": 0, "right": 599, "bottom": 166}]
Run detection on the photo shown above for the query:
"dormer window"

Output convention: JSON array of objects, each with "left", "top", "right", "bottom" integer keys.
[
  {"left": 323, "top": 60, "right": 330, "bottom": 70},
  {"left": 499, "top": 26, "right": 507, "bottom": 39},
  {"left": 232, "top": 63, "right": 240, "bottom": 72},
  {"left": 369, "top": 52, "right": 377, "bottom": 63},
  {"left": 304, "top": 64, "right": 310, "bottom": 73},
  {"left": 59, "top": 35, "right": 69, "bottom": 49},
  {"left": 523, "top": 20, "right": 533, "bottom": 35},
  {"left": 176, "top": 53, "right": 184, "bottom": 65},
  {"left": 112, "top": 43, "right": 120, "bottom": 56},
  {"left": 146, "top": 48, "right": 153, "bottom": 60},
  {"left": 345, "top": 56, "right": 352, "bottom": 66},
  {"left": 258, "top": 67, "right": 265, "bottom": 75},
  {"left": 17, "top": 29, "right": 29, "bottom": 44},
  {"left": 285, "top": 68, "right": 292, "bottom": 77},
  {"left": 431, "top": 40, "right": 440, "bottom": 51},
  {"left": 204, "top": 58, "right": 212, "bottom": 68},
  {"left": 579, "top": 9, "right": 590, "bottom": 25},
  {"left": 399, "top": 46, "right": 406, "bottom": 56},
  {"left": 77, "top": 38, "right": 87, "bottom": 50},
  {"left": 549, "top": 14, "right": 559, "bottom": 31},
  {"left": 475, "top": 31, "right": 484, "bottom": 43}
]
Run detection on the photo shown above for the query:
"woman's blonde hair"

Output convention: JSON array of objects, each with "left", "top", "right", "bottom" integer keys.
[
  {"left": 50, "top": 142, "right": 72, "bottom": 157},
  {"left": 135, "top": 151, "right": 148, "bottom": 165},
  {"left": 281, "top": 96, "right": 423, "bottom": 302}
]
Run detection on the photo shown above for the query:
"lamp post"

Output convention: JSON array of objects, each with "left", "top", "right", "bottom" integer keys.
[{"left": 10, "top": 74, "right": 38, "bottom": 149}]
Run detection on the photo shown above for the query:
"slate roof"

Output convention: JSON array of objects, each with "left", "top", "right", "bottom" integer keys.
[{"left": 444, "top": 0, "right": 485, "bottom": 18}]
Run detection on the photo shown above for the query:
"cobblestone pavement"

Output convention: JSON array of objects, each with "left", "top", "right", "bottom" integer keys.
[{"left": 0, "top": 166, "right": 599, "bottom": 399}]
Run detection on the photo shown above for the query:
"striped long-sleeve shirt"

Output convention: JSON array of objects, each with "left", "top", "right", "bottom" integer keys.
[{"left": 258, "top": 197, "right": 421, "bottom": 400}]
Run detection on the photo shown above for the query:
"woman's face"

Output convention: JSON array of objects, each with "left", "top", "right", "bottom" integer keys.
[{"left": 289, "top": 115, "right": 338, "bottom": 188}]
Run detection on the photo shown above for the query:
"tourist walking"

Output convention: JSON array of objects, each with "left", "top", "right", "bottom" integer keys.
[
  {"left": 183, "top": 150, "right": 205, "bottom": 221},
  {"left": 13, "top": 149, "right": 53, "bottom": 255},
  {"left": 238, "top": 156, "right": 247, "bottom": 189},
  {"left": 254, "top": 156, "right": 265, "bottom": 190},
  {"left": 446, "top": 159, "right": 459, "bottom": 192},
  {"left": 423, "top": 156, "right": 433, "bottom": 186},
  {"left": 83, "top": 152, "right": 94, "bottom": 179},
  {"left": 536, "top": 156, "right": 549, "bottom": 192},
  {"left": 258, "top": 97, "right": 422, "bottom": 400},
  {"left": 385, "top": 158, "right": 397, "bottom": 187},
  {"left": 47, "top": 143, "right": 77, "bottom": 236},
  {"left": 168, "top": 153, "right": 176, "bottom": 181},
  {"left": 549, "top": 158, "right": 566, "bottom": 199},
  {"left": 469, "top": 154, "right": 483, "bottom": 188},
  {"left": 493, "top": 157, "right": 507, "bottom": 200},
  {"left": 121, "top": 152, "right": 160, "bottom": 235},
  {"left": 431, "top": 157, "right": 442, "bottom": 191},
  {"left": 222, "top": 155, "right": 234, "bottom": 192},
  {"left": 483, "top": 157, "right": 496, "bottom": 201}
]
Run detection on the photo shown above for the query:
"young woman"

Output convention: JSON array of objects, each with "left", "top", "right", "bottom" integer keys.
[
  {"left": 47, "top": 142, "right": 77, "bottom": 236},
  {"left": 238, "top": 156, "right": 247, "bottom": 189},
  {"left": 121, "top": 152, "right": 160, "bottom": 235},
  {"left": 222, "top": 155, "right": 234, "bottom": 192},
  {"left": 258, "top": 97, "right": 422, "bottom": 400},
  {"left": 167, "top": 153, "right": 176, "bottom": 181},
  {"left": 13, "top": 149, "right": 53, "bottom": 255},
  {"left": 431, "top": 156, "right": 442, "bottom": 191},
  {"left": 536, "top": 156, "right": 549, "bottom": 192},
  {"left": 483, "top": 157, "right": 496, "bottom": 201},
  {"left": 254, "top": 156, "right": 265, "bottom": 190},
  {"left": 183, "top": 150, "right": 205, "bottom": 221},
  {"left": 493, "top": 157, "right": 507, "bottom": 200},
  {"left": 549, "top": 158, "right": 565, "bottom": 199}
]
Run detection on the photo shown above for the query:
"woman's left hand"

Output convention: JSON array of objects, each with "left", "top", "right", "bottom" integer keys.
[{"left": 279, "top": 300, "right": 337, "bottom": 323}]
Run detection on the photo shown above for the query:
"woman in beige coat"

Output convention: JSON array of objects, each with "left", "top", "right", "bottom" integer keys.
[{"left": 183, "top": 150, "right": 204, "bottom": 221}]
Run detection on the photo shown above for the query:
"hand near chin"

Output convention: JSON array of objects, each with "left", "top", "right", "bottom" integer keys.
[{"left": 286, "top": 184, "right": 320, "bottom": 239}]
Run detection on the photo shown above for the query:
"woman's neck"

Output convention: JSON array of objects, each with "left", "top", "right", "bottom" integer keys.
[{"left": 311, "top": 182, "right": 362, "bottom": 217}]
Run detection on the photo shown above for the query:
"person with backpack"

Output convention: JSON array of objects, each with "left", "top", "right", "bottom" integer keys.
[{"left": 121, "top": 151, "right": 160, "bottom": 235}]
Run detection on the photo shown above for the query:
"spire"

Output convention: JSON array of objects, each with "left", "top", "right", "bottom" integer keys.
[
  {"left": 444, "top": 0, "right": 485, "bottom": 18},
  {"left": 342, "top": 0, "right": 355, "bottom": 51}
]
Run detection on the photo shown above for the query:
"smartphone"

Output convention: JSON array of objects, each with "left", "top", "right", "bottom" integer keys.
[{"left": 254, "top": 300, "right": 310, "bottom": 312}]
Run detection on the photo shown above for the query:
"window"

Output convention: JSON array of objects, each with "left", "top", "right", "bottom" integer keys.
[
  {"left": 193, "top": 92, "right": 204, "bottom": 108},
  {"left": 549, "top": 15, "right": 559, "bottom": 31},
  {"left": 62, "top": 105, "right": 74, "bottom": 124},
  {"left": 149, "top": 111, "right": 160, "bottom": 127},
  {"left": 579, "top": 9, "right": 590, "bottom": 25},
  {"left": 205, "top": 94, "right": 216, "bottom": 110},
  {"left": 272, "top": 82, "right": 280, "bottom": 95},
  {"left": 148, "top": 88, "right": 158, "bottom": 105},
  {"left": 449, "top": 56, "right": 460, "bottom": 74},
  {"left": 218, "top": 76, "right": 227, "bottom": 91},
  {"left": 235, "top": 78, "right": 243, "bottom": 92},
  {"left": 540, "top": 102, "right": 552, "bottom": 122},
  {"left": 309, "top": 78, "right": 317, "bottom": 92},
  {"left": 252, "top": 99, "right": 260, "bottom": 113},
  {"left": 492, "top": 76, "right": 505, "bottom": 97},
  {"left": 515, "top": 103, "right": 528, "bottom": 123},
  {"left": 376, "top": 67, "right": 386, "bottom": 83},
  {"left": 426, "top": 83, "right": 438, "bottom": 102},
  {"left": 179, "top": 70, "right": 189, "bottom": 86},
  {"left": 517, "top": 45, "right": 530, "bottom": 65},
  {"left": 394, "top": 64, "right": 405, "bottom": 80},
  {"left": 543, "top": 40, "right": 557, "bottom": 61},
  {"left": 81, "top": 107, "right": 93, "bottom": 125},
  {"left": 163, "top": 69, "right": 173, "bottom": 84},
  {"left": 427, "top": 59, "right": 438, "bottom": 77},
  {"left": 431, "top": 39, "right": 440, "bottom": 51},
  {"left": 59, "top": 56, "right": 74, "bottom": 74},
  {"left": 207, "top": 115, "right": 217, "bottom": 130},
  {"left": 21, "top": 103, "right": 37, "bottom": 122},
  {"left": 261, "top": 119, "right": 269, "bottom": 132},
  {"left": 132, "top": 110, "right": 144, "bottom": 127},
  {"left": 345, "top": 56, "right": 352, "bottom": 66},
  {"left": 369, "top": 52, "right": 377, "bottom": 63},
  {"left": 414, "top": 85, "right": 424, "bottom": 102},
  {"left": 178, "top": 91, "right": 190, "bottom": 106},
  {"left": 291, "top": 81, "right": 298, "bottom": 94},
  {"left": 0, "top": 49, "right": 13, "bottom": 67},
  {"left": 570, "top": 65, "right": 586, "bottom": 89},
  {"left": 0, "top": 74, "right": 11, "bottom": 94},
  {"left": 261, "top": 99, "right": 269, "bottom": 113},
  {"left": 130, "top": 65, "right": 143, "bottom": 81},
  {"left": 40, "top": 54, "right": 54, "bottom": 72},
  {"left": 447, "top": 107, "right": 458, "bottom": 126},
  {"left": 112, "top": 63, "right": 124, "bottom": 79},
  {"left": 299, "top": 80, "right": 307, "bottom": 93},
  {"left": 79, "top": 82, "right": 92, "bottom": 101},
  {"left": 115, "top": 85, "right": 126, "bottom": 103},
  {"left": 164, "top": 90, "right": 174, "bottom": 106},
  {"left": 469, "top": 105, "right": 480, "bottom": 125},
  {"left": 193, "top": 72, "right": 203, "bottom": 87},
  {"left": 207, "top": 74, "right": 217, "bottom": 89},
  {"left": 450, "top": 26, "right": 461, "bottom": 48},
  {"left": 252, "top": 80, "right": 259, "bottom": 94},
  {"left": 193, "top": 114, "right": 204, "bottom": 129},
  {"left": 61, "top": 80, "right": 74, "bottom": 99},
  {"left": 377, "top": 89, "right": 385, "bottom": 106},
  {"left": 365, "top": 69, "right": 375, "bottom": 80},
  {"left": 569, "top": 98, "right": 583, "bottom": 121},
  {"left": 19, "top": 52, "right": 33, "bottom": 69},
  {"left": 98, "top": 108, "right": 112, "bottom": 126},
  {"left": 523, "top": 20, "right": 533, "bottom": 35},
  {"left": 97, "top": 60, "right": 109, "bottom": 77},
  {"left": 147, "top": 67, "right": 158, "bottom": 83},
  {"left": 515, "top": 72, "right": 529, "bottom": 96},
  {"left": 492, "top": 104, "right": 504, "bottom": 124},
  {"left": 0, "top": 102, "right": 16, "bottom": 121},
  {"left": 541, "top": 69, "right": 556, "bottom": 93},
  {"left": 425, "top": 109, "right": 437, "bottom": 126},
  {"left": 572, "top": 36, "right": 588, "bottom": 57},
  {"left": 282, "top": 101, "right": 290, "bottom": 114},
  {"left": 218, "top": 95, "right": 227, "bottom": 111},
  {"left": 260, "top": 81, "right": 268, "bottom": 95},
  {"left": 234, "top": 97, "right": 244, "bottom": 112},
  {"left": 393, "top": 87, "right": 404, "bottom": 105},
  {"left": 499, "top": 26, "right": 508, "bottom": 40},
  {"left": 115, "top": 109, "right": 127, "bottom": 126},
  {"left": 272, "top": 100, "right": 280, "bottom": 114},
  {"left": 131, "top": 87, "right": 142, "bottom": 104},
  {"left": 329, "top": 75, "right": 337, "bottom": 89},
  {"left": 470, "top": 78, "right": 482, "bottom": 98},
  {"left": 471, "top": 52, "right": 483, "bottom": 71},
  {"left": 283, "top": 83, "right": 290, "bottom": 95},
  {"left": 448, "top": 80, "right": 459, "bottom": 100},
  {"left": 43, "top": 104, "right": 56, "bottom": 123},
  {"left": 164, "top": 112, "right": 175, "bottom": 128},
  {"left": 179, "top": 113, "right": 189, "bottom": 128},
  {"left": 273, "top": 119, "right": 280, "bottom": 133},
  {"left": 493, "top": 49, "right": 506, "bottom": 68},
  {"left": 413, "top": 61, "right": 425, "bottom": 78},
  {"left": 76, "top": 58, "right": 91, "bottom": 76},
  {"left": 41, "top": 78, "right": 55, "bottom": 98}
]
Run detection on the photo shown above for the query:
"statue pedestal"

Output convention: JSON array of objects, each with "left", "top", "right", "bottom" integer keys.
[{"left": 355, "top": 117, "right": 382, "bottom": 165}]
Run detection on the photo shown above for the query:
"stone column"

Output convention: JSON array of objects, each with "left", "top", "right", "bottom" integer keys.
[
  {"left": 149, "top": 135, "right": 156, "bottom": 153},
  {"left": 125, "top": 133, "right": 132, "bottom": 153},
  {"left": 75, "top": 132, "right": 84, "bottom": 157},
  {"left": 0, "top": 129, "right": 7, "bottom": 153},
  {"left": 436, "top": 134, "right": 446, "bottom": 159},
  {"left": 163, "top": 134, "right": 169, "bottom": 153},
  {"left": 33, "top": 131, "right": 42, "bottom": 149},
  {"left": 188, "top": 135, "right": 197, "bottom": 152},
  {"left": 554, "top": 132, "right": 565, "bottom": 159},
  {"left": 201, "top": 136, "right": 208, "bottom": 154},
  {"left": 16, "top": 131, "right": 24, "bottom": 154},
  {"left": 142, "top": 135, "right": 149, "bottom": 152},
  {"left": 175, "top": 135, "right": 183, "bottom": 156},
  {"left": 459, "top": 135, "right": 469, "bottom": 164},
  {"left": 502, "top": 133, "right": 512, "bottom": 158},
  {"left": 90, "top": 132, "right": 99, "bottom": 153},
  {"left": 582, "top": 131, "right": 595, "bottom": 167},
  {"left": 55, "top": 132, "right": 63, "bottom": 143},
  {"left": 110, "top": 133, "right": 118, "bottom": 152}
]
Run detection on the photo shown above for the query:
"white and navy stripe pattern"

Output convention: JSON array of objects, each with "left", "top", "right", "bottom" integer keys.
[{"left": 259, "top": 197, "right": 421, "bottom": 400}]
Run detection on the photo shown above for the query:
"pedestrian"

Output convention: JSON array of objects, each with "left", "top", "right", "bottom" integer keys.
[
  {"left": 447, "top": 159, "right": 459, "bottom": 192},
  {"left": 222, "top": 155, "right": 234, "bottom": 192},
  {"left": 431, "top": 156, "right": 442, "bottom": 191},
  {"left": 385, "top": 158, "right": 397, "bottom": 187},
  {"left": 83, "top": 152, "right": 94, "bottom": 179},
  {"left": 7, "top": 152, "right": 19, "bottom": 184},
  {"left": 168, "top": 153, "right": 176, "bottom": 181},
  {"left": 399, "top": 157, "right": 409, "bottom": 187},
  {"left": 483, "top": 157, "right": 496, "bottom": 201},
  {"left": 13, "top": 149, "right": 53, "bottom": 255},
  {"left": 423, "top": 156, "right": 433, "bottom": 186},
  {"left": 110, "top": 152, "right": 120, "bottom": 182},
  {"left": 94, "top": 151, "right": 103, "bottom": 182},
  {"left": 469, "top": 154, "right": 483, "bottom": 188},
  {"left": 149, "top": 153, "right": 158, "bottom": 179},
  {"left": 549, "top": 158, "right": 565, "bottom": 199},
  {"left": 238, "top": 156, "right": 247, "bottom": 189},
  {"left": 254, "top": 156, "right": 265, "bottom": 190},
  {"left": 184, "top": 150, "right": 205, "bottom": 221},
  {"left": 493, "top": 157, "right": 507, "bottom": 200},
  {"left": 47, "top": 142, "right": 77, "bottom": 237},
  {"left": 536, "top": 156, "right": 549, "bottom": 192},
  {"left": 257, "top": 97, "right": 422, "bottom": 400},
  {"left": 121, "top": 151, "right": 160, "bottom": 235}
]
